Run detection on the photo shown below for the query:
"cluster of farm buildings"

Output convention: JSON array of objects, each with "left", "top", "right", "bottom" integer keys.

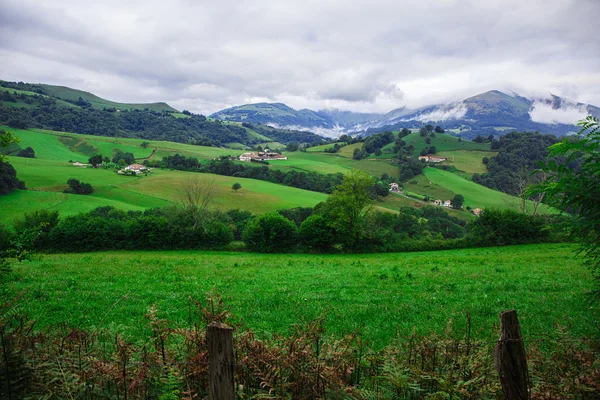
[
  {"left": 73, "top": 161, "right": 149, "bottom": 175},
  {"left": 239, "top": 149, "right": 287, "bottom": 162}
]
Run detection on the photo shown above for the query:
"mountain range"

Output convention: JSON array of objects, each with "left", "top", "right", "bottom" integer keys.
[{"left": 210, "top": 90, "right": 600, "bottom": 138}]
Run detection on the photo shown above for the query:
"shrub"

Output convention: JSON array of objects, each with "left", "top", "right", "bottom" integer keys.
[
  {"left": 243, "top": 212, "right": 298, "bottom": 253},
  {"left": 13, "top": 209, "right": 60, "bottom": 249},
  {"left": 16, "top": 146, "right": 35, "bottom": 158},
  {"left": 226, "top": 209, "right": 254, "bottom": 240},
  {"left": 468, "top": 208, "right": 549, "bottom": 246},
  {"left": 298, "top": 214, "right": 336, "bottom": 252},
  {"left": 64, "top": 178, "right": 93, "bottom": 195}
]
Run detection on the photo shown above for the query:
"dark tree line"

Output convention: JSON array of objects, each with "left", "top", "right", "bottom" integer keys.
[{"left": 472, "top": 131, "right": 560, "bottom": 194}]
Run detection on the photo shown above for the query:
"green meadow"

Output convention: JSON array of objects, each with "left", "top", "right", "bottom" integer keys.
[
  {"left": 437, "top": 150, "right": 497, "bottom": 174},
  {"left": 1, "top": 152, "right": 329, "bottom": 224},
  {"left": 400, "top": 132, "right": 491, "bottom": 154},
  {"left": 423, "top": 168, "right": 554, "bottom": 213},
  {"left": 5, "top": 244, "right": 595, "bottom": 347}
]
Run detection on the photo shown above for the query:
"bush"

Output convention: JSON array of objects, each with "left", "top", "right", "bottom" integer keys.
[
  {"left": 468, "top": 208, "right": 549, "bottom": 246},
  {"left": 243, "top": 212, "right": 298, "bottom": 253},
  {"left": 16, "top": 146, "right": 35, "bottom": 158},
  {"left": 298, "top": 214, "right": 336, "bottom": 252},
  {"left": 0, "top": 159, "right": 25, "bottom": 195},
  {"left": 13, "top": 209, "right": 60, "bottom": 249},
  {"left": 226, "top": 209, "right": 254, "bottom": 240},
  {"left": 64, "top": 178, "right": 93, "bottom": 195}
]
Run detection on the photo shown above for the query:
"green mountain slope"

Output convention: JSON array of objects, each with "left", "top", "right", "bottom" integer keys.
[
  {"left": 210, "top": 102, "right": 331, "bottom": 128},
  {"left": 0, "top": 80, "right": 325, "bottom": 146},
  {"left": 40, "top": 84, "right": 178, "bottom": 112}
]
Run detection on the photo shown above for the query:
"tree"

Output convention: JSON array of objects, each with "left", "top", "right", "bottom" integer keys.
[
  {"left": 178, "top": 177, "right": 216, "bottom": 229},
  {"left": 112, "top": 150, "right": 135, "bottom": 165},
  {"left": 65, "top": 178, "right": 93, "bottom": 194},
  {"left": 434, "top": 126, "right": 444, "bottom": 133},
  {"left": 232, "top": 182, "right": 242, "bottom": 191},
  {"left": 419, "top": 127, "right": 428, "bottom": 137},
  {"left": 321, "top": 170, "right": 375, "bottom": 249},
  {"left": 0, "top": 130, "right": 25, "bottom": 195},
  {"left": 242, "top": 212, "right": 298, "bottom": 252},
  {"left": 140, "top": 141, "right": 150, "bottom": 149},
  {"left": 16, "top": 146, "right": 35, "bottom": 158},
  {"left": 88, "top": 154, "right": 103, "bottom": 166},
  {"left": 298, "top": 214, "right": 336, "bottom": 252},
  {"left": 451, "top": 194, "right": 464, "bottom": 209},
  {"left": 530, "top": 116, "right": 600, "bottom": 297},
  {"left": 286, "top": 142, "right": 299, "bottom": 152}
]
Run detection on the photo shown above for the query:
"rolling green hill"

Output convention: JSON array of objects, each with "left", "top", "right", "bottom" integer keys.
[
  {"left": 436, "top": 150, "right": 497, "bottom": 174},
  {"left": 39, "top": 84, "right": 178, "bottom": 112},
  {"left": 422, "top": 168, "right": 554, "bottom": 213},
  {"left": 400, "top": 132, "right": 491, "bottom": 154},
  {"left": 0, "top": 156, "right": 328, "bottom": 224},
  {"left": 210, "top": 102, "right": 330, "bottom": 128},
  {"left": 0, "top": 80, "right": 326, "bottom": 147}
]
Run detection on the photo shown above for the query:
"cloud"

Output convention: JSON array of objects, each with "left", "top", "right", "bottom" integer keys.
[
  {"left": 1, "top": 0, "right": 599, "bottom": 115},
  {"left": 412, "top": 103, "right": 468, "bottom": 122},
  {"left": 529, "top": 101, "right": 590, "bottom": 125}
]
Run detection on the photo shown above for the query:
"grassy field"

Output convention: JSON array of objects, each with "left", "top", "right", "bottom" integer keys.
[
  {"left": 5, "top": 244, "right": 595, "bottom": 347},
  {"left": 403, "top": 173, "right": 456, "bottom": 201},
  {"left": 1, "top": 157, "right": 328, "bottom": 223},
  {"left": 436, "top": 150, "right": 497, "bottom": 174},
  {"left": 399, "top": 132, "right": 491, "bottom": 155},
  {"left": 423, "top": 168, "right": 554, "bottom": 213},
  {"left": 305, "top": 142, "right": 346, "bottom": 152}
]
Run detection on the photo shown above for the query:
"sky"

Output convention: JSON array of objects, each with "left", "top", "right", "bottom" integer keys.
[{"left": 1, "top": 0, "right": 599, "bottom": 116}]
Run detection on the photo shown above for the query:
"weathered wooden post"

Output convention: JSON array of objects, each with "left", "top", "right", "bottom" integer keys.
[
  {"left": 207, "top": 322, "right": 235, "bottom": 400},
  {"left": 494, "top": 310, "right": 530, "bottom": 400}
]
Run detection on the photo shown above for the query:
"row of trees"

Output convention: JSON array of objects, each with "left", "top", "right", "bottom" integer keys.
[{"left": 154, "top": 155, "right": 351, "bottom": 194}]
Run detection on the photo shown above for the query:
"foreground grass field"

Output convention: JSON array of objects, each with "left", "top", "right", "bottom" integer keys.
[{"left": 6, "top": 244, "right": 595, "bottom": 348}]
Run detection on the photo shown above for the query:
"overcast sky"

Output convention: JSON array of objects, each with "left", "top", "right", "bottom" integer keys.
[{"left": 1, "top": 0, "right": 598, "bottom": 115}]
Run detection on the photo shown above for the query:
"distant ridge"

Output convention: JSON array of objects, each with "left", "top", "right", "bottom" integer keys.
[{"left": 211, "top": 90, "right": 600, "bottom": 138}]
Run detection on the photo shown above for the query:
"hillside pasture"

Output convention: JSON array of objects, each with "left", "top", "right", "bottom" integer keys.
[
  {"left": 1, "top": 157, "right": 328, "bottom": 223},
  {"left": 423, "top": 168, "right": 554, "bottom": 213},
  {"left": 436, "top": 150, "right": 497, "bottom": 174},
  {"left": 400, "top": 132, "right": 491, "bottom": 155},
  {"left": 39, "top": 84, "right": 177, "bottom": 112},
  {"left": 403, "top": 173, "right": 456, "bottom": 201},
  {"left": 5, "top": 244, "right": 595, "bottom": 348},
  {"left": 305, "top": 142, "right": 346, "bottom": 152}
]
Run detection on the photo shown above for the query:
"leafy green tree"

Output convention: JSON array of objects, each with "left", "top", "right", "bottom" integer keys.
[
  {"left": 0, "top": 129, "right": 25, "bottom": 195},
  {"left": 434, "top": 126, "right": 444, "bottom": 133},
  {"left": 141, "top": 141, "right": 150, "bottom": 148},
  {"left": 65, "top": 178, "right": 93, "bottom": 195},
  {"left": 286, "top": 142, "right": 299, "bottom": 152},
  {"left": 531, "top": 116, "right": 600, "bottom": 297},
  {"left": 322, "top": 170, "right": 375, "bottom": 249},
  {"left": 16, "top": 146, "right": 35, "bottom": 158},
  {"left": 419, "top": 127, "right": 428, "bottom": 137},
  {"left": 451, "top": 194, "right": 464, "bottom": 209},
  {"left": 88, "top": 154, "right": 103, "bottom": 166},
  {"left": 232, "top": 182, "right": 241, "bottom": 191},
  {"left": 242, "top": 212, "right": 298, "bottom": 253},
  {"left": 298, "top": 214, "right": 336, "bottom": 252}
]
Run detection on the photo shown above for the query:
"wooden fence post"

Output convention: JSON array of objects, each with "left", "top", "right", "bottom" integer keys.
[
  {"left": 207, "top": 322, "right": 235, "bottom": 400},
  {"left": 494, "top": 310, "right": 530, "bottom": 400}
]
